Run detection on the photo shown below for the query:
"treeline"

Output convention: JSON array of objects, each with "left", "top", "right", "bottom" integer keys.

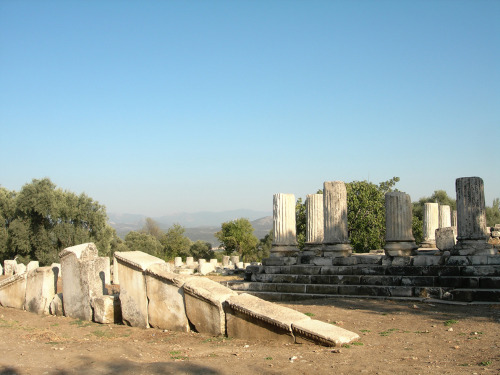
[{"left": 1, "top": 178, "right": 499, "bottom": 266}]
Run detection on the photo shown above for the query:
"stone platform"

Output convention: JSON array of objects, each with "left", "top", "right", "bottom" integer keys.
[{"left": 224, "top": 253, "right": 500, "bottom": 303}]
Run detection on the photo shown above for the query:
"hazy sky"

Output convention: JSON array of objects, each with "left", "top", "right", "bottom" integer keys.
[{"left": 1, "top": 0, "right": 498, "bottom": 216}]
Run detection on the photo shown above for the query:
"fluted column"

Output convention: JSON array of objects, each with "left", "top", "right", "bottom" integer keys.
[
  {"left": 421, "top": 203, "right": 439, "bottom": 248},
  {"left": 452, "top": 210, "right": 458, "bottom": 227},
  {"left": 303, "top": 194, "right": 324, "bottom": 254},
  {"left": 270, "top": 193, "right": 299, "bottom": 257},
  {"left": 323, "top": 181, "right": 352, "bottom": 257},
  {"left": 439, "top": 205, "right": 452, "bottom": 228},
  {"left": 453, "top": 177, "right": 494, "bottom": 255},
  {"left": 384, "top": 192, "right": 417, "bottom": 256}
]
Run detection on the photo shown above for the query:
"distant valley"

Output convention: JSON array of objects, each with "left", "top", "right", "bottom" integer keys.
[{"left": 108, "top": 210, "right": 273, "bottom": 246}]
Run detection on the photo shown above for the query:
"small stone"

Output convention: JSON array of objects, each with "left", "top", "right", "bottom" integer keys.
[{"left": 447, "top": 327, "right": 453, "bottom": 332}]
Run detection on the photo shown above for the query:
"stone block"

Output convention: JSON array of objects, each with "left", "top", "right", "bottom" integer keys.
[
  {"left": 412, "top": 256, "right": 441, "bottom": 267},
  {"left": 26, "top": 261, "right": 40, "bottom": 273},
  {"left": 14, "top": 263, "right": 26, "bottom": 275},
  {"left": 462, "top": 266, "right": 500, "bottom": 277},
  {"left": 50, "top": 293, "right": 64, "bottom": 316},
  {"left": 112, "top": 257, "right": 119, "bottom": 285},
  {"left": 183, "top": 277, "right": 237, "bottom": 336},
  {"left": 391, "top": 257, "right": 412, "bottom": 267},
  {"left": 479, "top": 277, "right": 500, "bottom": 288},
  {"left": 276, "top": 284, "right": 307, "bottom": 293},
  {"left": 222, "top": 256, "right": 230, "bottom": 266},
  {"left": 114, "top": 251, "right": 166, "bottom": 328},
  {"left": 59, "top": 243, "right": 105, "bottom": 321},
  {"left": 312, "top": 257, "right": 333, "bottom": 266},
  {"left": 355, "top": 266, "right": 386, "bottom": 275},
  {"left": 446, "top": 256, "right": 471, "bottom": 266},
  {"left": 388, "top": 286, "right": 413, "bottom": 297},
  {"left": 305, "top": 284, "right": 339, "bottom": 295},
  {"left": 292, "top": 319, "right": 359, "bottom": 347},
  {"left": 145, "top": 264, "right": 192, "bottom": 332},
  {"left": 174, "top": 257, "right": 183, "bottom": 267},
  {"left": 0, "top": 273, "right": 27, "bottom": 309},
  {"left": 401, "top": 276, "right": 435, "bottom": 287},
  {"left": 289, "top": 265, "right": 321, "bottom": 275},
  {"left": 230, "top": 256, "right": 240, "bottom": 265},
  {"left": 186, "top": 257, "right": 194, "bottom": 266},
  {"left": 414, "top": 287, "right": 442, "bottom": 299},
  {"left": 487, "top": 255, "right": 500, "bottom": 265},
  {"left": 24, "top": 266, "right": 57, "bottom": 315},
  {"left": 3, "top": 260, "right": 16, "bottom": 277},
  {"left": 91, "top": 295, "right": 121, "bottom": 324},
  {"left": 320, "top": 266, "right": 352, "bottom": 275},
  {"left": 354, "top": 255, "right": 383, "bottom": 265},
  {"left": 225, "top": 293, "right": 310, "bottom": 343},
  {"left": 435, "top": 227, "right": 456, "bottom": 251},
  {"left": 332, "top": 257, "right": 358, "bottom": 266},
  {"left": 236, "top": 262, "right": 244, "bottom": 269},
  {"left": 360, "top": 275, "right": 401, "bottom": 286},
  {"left": 309, "top": 275, "right": 331, "bottom": 284},
  {"left": 95, "top": 256, "right": 111, "bottom": 286},
  {"left": 469, "top": 255, "right": 488, "bottom": 265},
  {"left": 210, "top": 259, "right": 218, "bottom": 266},
  {"left": 198, "top": 262, "right": 215, "bottom": 275}
]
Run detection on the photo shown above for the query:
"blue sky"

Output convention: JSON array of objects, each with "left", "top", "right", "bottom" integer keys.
[{"left": 1, "top": 0, "right": 498, "bottom": 216}]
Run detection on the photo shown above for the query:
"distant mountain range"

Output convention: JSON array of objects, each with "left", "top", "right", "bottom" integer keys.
[{"left": 108, "top": 210, "right": 273, "bottom": 246}]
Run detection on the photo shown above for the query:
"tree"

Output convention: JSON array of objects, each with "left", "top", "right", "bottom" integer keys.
[
  {"left": 255, "top": 230, "right": 273, "bottom": 260},
  {"left": 161, "top": 223, "right": 192, "bottom": 260},
  {"left": 140, "top": 217, "right": 164, "bottom": 240},
  {"left": 1, "top": 178, "right": 114, "bottom": 265},
  {"left": 486, "top": 198, "right": 500, "bottom": 227},
  {"left": 189, "top": 240, "right": 214, "bottom": 260},
  {"left": 215, "top": 218, "right": 258, "bottom": 262},
  {"left": 295, "top": 198, "right": 306, "bottom": 250},
  {"left": 124, "top": 231, "right": 163, "bottom": 257}
]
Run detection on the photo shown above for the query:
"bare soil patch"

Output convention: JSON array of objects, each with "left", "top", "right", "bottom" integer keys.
[{"left": 1, "top": 294, "right": 499, "bottom": 375}]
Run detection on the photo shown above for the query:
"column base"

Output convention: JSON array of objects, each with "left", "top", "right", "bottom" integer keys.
[
  {"left": 419, "top": 240, "right": 437, "bottom": 248},
  {"left": 262, "top": 256, "right": 298, "bottom": 266},
  {"left": 322, "top": 243, "right": 352, "bottom": 258},
  {"left": 451, "top": 240, "right": 496, "bottom": 256},
  {"left": 384, "top": 241, "right": 418, "bottom": 257},
  {"left": 302, "top": 243, "right": 323, "bottom": 256},
  {"left": 269, "top": 245, "right": 299, "bottom": 257}
]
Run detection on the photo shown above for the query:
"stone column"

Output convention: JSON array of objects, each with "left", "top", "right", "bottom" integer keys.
[
  {"left": 452, "top": 210, "right": 458, "bottom": 227},
  {"left": 303, "top": 194, "right": 324, "bottom": 255},
  {"left": 270, "top": 193, "right": 299, "bottom": 257},
  {"left": 439, "top": 205, "right": 452, "bottom": 228},
  {"left": 421, "top": 203, "right": 439, "bottom": 248},
  {"left": 384, "top": 192, "right": 418, "bottom": 256},
  {"left": 453, "top": 177, "right": 494, "bottom": 255},
  {"left": 323, "top": 181, "right": 352, "bottom": 257}
]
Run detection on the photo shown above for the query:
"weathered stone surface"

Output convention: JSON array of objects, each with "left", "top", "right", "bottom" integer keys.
[
  {"left": 0, "top": 273, "right": 27, "bottom": 309},
  {"left": 225, "top": 293, "right": 310, "bottom": 343},
  {"left": 26, "top": 261, "right": 40, "bottom": 273},
  {"left": 3, "top": 260, "right": 16, "bottom": 277},
  {"left": 439, "top": 205, "right": 452, "bottom": 228},
  {"left": 422, "top": 203, "right": 439, "bottom": 248},
  {"left": 304, "top": 194, "right": 324, "bottom": 253},
  {"left": 24, "top": 266, "right": 57, "bottom": 315},
  {"left": 145, "top": 264, "right": 192, "bottom": 332},
  {"left": 112, "top": 257, "right": 120, "bottom": 285},
  {"left": 49, "top": 293, "right": 64, "bottom": 316},
  {"left": 14, "top": 263, "right": 26, "bottom": 275},
  {"left": 183, "top": 277, "right": 237, "bottom": 336},
  {"left": 412, "top": 256, "right": 441, "bottom": 267},
  {"left": 435, "top": 227, "right": 456, "bottom": 251},
  {"left": 292, "top": 319, "right": 359, "bottom": 346},
  {"left": 222, "top": 256, "right": 230, "bottom": 266},
  {"left": 384, "top": 192, "right": 417, "bottom": 256},
  {"left": 198, "top": 262, "right": 215, "bottom": 275},
  {"left": 59, "top": 243, "right": 104, "bottom": 321},
  {"left": 94, "top": 257, "right": 111, "bottom": 286},
  {"left": 174, "top": 257, "right": 183, "bottom": 267},
  {"left": 271, "top": 193, "right": 299, "bottom": 257},
  {"left": 323, "top": 181, "right": 352, "bottom": 257},
  {"left": 91, "top": 295, "right": 121, "bottom": 324},
  {"left": 114, "top": 251, "right": 166, "bottom": 328}
]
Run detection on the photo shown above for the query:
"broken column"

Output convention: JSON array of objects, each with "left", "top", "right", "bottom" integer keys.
[
  {"left": 303, "top": 194, "right": 324, "bottom": 255},
  {"left": 323, "top": 181, "right": 352, "bottom": 257},
  {"left": 384, "top": 192, "right": 418, "bottom": 256},
  {"left": 270, "top": 193, "right": 299, "bottom": 257},
  {"left": 439, "top": 205, "right": 452, "bottom": 228},
  {"left": 24, "top": 266, "right": 57, "bottom": 315},
  {"left": 421, "top": 203, "right": 439, "bottom": 248},
  {"left": 59, "top": 243, "right": 104, "bottom": 321},
  {"left": 452, "top": 177, "right": 495, "bottom": 255}
]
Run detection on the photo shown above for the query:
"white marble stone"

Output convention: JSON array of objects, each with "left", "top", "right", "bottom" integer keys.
[
  {"left": 384, "top": 192, "right": 418, "bottom": 256},
  {"left": 271, "top": 193, "right": 299, "bottom": 257},
  {"left": 304, "top": 194, "right": 324, "bottom": 254},
  {"left": 323, "top": 181, "right": 352, "bottom": 257},
  {"left": 422, "top": 203, "right": 439, "bottom": 248}
]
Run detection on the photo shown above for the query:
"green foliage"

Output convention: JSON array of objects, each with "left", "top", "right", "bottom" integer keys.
[
  {"left": 295, "top": 198, "right": 306, "bottom": 250},
  {"left": 161, "top": 223, "right": 192, "bottom": 260},
  {"left": 255, "top": 230, "right": 272, "bottom": 260},
  {"left": 215, "top": 218, "right": 258, "bottom": 262},
  {"left": 140, "top": 217, "right": 164, "bottom": 240},
  {"left": 486, "top": 198, "right": 500, "bottom": 227},
  {"left": 413, "top": 190, "right": 456, "bottom": 221},
  {"left": 189, "top": 240, "right": 214, "bottom": 260},
  {"left": 0, "top": 178, "right": 114, "bottom": 265},
  {"left": 124, "top": 231, "right": 163, "bottom": 257}
]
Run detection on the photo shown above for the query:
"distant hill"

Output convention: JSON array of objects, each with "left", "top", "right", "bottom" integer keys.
[{"left": 108, "top": 210, "right": 272, "bottom": 243}]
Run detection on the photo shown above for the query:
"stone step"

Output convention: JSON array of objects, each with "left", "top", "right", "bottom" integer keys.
[{"left": 449, "top": 288, "right": 500, "bottom": 303}]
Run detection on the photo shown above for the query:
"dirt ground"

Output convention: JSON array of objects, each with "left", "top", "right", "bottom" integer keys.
[{"left": 1, "top": 288, "right": 499, "bottom": 375}]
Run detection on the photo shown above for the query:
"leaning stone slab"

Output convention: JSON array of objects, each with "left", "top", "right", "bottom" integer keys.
[
  {"left": 114, "top": 251, "right": 166, "bottom": 328},
  {"left": 183, "top": 277, "right": 237, "bottom": 336},
  {"left": 225, "top": 293, "right": 311, "bottom": 343},
  {"left": 293, "top": 319, "right": 360, "bottom": 347},
  {"left": 145, "top": 264, "right": 193, "bottom": 332},
  {"left": 3, "top": 260, "right": 16, "bottom": 276},
  {"left": 49, "top": 293, "right": 64, "bottom": 316},
  {"left": 0, "top": 273, "right": 27, "bottom": 309},
  {"left": 59, "top": 243, "right": 104, "bottom": 321},
  {"left": 24, "top": 267, "right": 57, "bottom": 315},
  {"left": 91, "top": 295, "right": 122, "bottom": 324}
]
